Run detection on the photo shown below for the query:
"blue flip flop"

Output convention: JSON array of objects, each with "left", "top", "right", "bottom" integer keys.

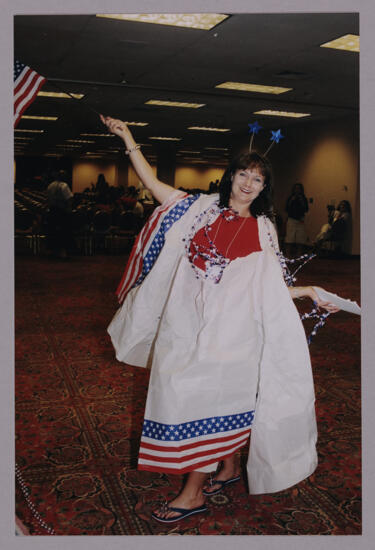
[
  {"left": 202, "top": 475, "right": 241, "bottom": 496},
  {"left": 151, "top": 502, "right": 208, "bottom": 523}
]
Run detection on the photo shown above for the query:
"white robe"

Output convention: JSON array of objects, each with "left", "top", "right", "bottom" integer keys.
[{"left": 108, "top": 193, "right": 318, "bottom": 494}]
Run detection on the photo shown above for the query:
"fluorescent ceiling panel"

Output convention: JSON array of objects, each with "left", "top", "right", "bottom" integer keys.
[
  {"left": 188, "top": 126, "right": 230, "bottom": 132},
  {"left": 37, "top": 91, "right": 84, "bottom": 99},
  {"left": 81, "top": 133, "right": 115, "bottom": 137},
  {"left": 216, "top": 82, "right": 292, "bottom": 94},
  {"left": 146, "top": 99, "right": 205, "bottom": 109},
  {"left": 125, "top": 121, "right": 149, "bottom": 126},
  {"left": 320, "top": 34, "right": 359, "bottom": 52},
  {"left": 254, "top": 110, "right": 310, "bottom": 118},
  {"left": 67, "top": 139, "right": 95, "bottom": 143},
  {"left": 149, "top": 136, "right": 181, "bottom": 141},
  {"left": 21, "top": 115, "right": 58, "bottom": 121},
  {"left": 96, "top": 13, "right": 228, "bottom": 30},
  {"left": 14, "top": 129, "right": 44, "bottom": 133}
]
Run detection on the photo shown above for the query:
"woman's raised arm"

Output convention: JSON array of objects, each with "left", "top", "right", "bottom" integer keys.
[{"left": 100, "top": 115, "right": 177, "bottom": 204}]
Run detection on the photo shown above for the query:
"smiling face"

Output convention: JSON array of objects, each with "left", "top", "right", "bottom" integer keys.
[{"left": 229, "top": 166, "right": 265, "bottom": 216}]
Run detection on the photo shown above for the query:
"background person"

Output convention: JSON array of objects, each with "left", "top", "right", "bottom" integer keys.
[
  {"left": 284, "top": 182, "right": 309, "bottom": 257},
  {"left": 314, "top": 200, "right": 352, "bottom": 256},
  {"left": 46, "top": 170, "right": 73, "bottom": 259}
]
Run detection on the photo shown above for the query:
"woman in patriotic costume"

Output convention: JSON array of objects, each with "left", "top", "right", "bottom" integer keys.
[{"left": 100, "top": 115, "right": 339, "bottom": 523}]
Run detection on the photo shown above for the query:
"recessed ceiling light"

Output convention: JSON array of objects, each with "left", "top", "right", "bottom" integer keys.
[
  {"left": 37, "top": 91, "right": 84, "bottom": 99},
  {"left": 254, "top": 110, "right": 310, "bottom": 118},
  {"left": 146, "top": 99, "right": 205, "bottom": 109},
  {"left": 149, "top": 136, "right": 181, "bottom": 141},
  {"left": 96, "top": 13, "right": 228, "bottom": 31},
  {"left": 320, "top": 34, "right": 359, "bottom": 52},
  {"left": 188, "top": 126, "right": 230, "bottom": 132},
  {"left": 21, "top": 115, "right": 58, "bottom": 121},
  {"left": 215, "top": 82, "right": 292, "bottom": 94},
  {"left": 14, "top": 129, "right": 44, "bottom": 133}
]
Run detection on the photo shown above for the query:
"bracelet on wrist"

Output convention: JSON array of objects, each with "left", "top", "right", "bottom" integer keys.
[{"left": 125, "top": 144, "right": 141, "bottom": 155}]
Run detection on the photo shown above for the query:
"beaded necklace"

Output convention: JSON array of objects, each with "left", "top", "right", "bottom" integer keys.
[
  {"left": 183, "top": 200, "right": 241, "bottom": 284},
  {"left": 16, "top": 462, "right": 56, "bottom": 534},
  {"left": 264, "top": 215, "right": 330, "bottom": 344}
]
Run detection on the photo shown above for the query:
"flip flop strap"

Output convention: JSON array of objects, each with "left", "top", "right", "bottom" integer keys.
[
  {"left": 167, "top": 505, "right": 204, "bottom": 513},
  {"left": 209, "top": 478, "right": 227, "bottom": 487}
]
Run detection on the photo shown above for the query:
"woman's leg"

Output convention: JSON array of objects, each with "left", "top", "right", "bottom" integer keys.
[
  {"left": 203, "top": 453, "right": 241, "bottom": 494},
  {"left": 154, "top": 471, "right": 208, "bottom": 519}
]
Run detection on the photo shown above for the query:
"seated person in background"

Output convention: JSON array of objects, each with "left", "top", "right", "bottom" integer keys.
[
  {"left": 314, "top": 205, "right": 335, "bottom": 245},
  {"left": 314, "top": 200, "right": 352, "bottom": 256}
]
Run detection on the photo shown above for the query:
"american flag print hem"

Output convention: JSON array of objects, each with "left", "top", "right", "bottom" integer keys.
[{"left": 138, "top": 410, "right": 254, "bottom": 474}]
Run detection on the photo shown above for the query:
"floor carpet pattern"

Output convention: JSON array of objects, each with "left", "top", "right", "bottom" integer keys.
[{"left": 15, "top": 253, "right": 361, "bottom": 535}]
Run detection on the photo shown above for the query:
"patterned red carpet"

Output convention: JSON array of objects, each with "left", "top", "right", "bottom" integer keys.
[{"left": 15, "top": 253, "right": 361, "bottom": 535}]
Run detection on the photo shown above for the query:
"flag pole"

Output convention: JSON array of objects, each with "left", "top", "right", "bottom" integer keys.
[{"left": 46, "top": 80, "right": 102, "bottom": 117}]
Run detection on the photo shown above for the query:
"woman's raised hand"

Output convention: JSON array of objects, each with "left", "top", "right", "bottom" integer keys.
[{"left": 100, "top": 114, "right": 128, "bottom": 139}]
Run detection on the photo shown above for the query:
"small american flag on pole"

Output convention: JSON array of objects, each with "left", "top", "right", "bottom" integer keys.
[{"left": 14, "top": 60, "right": 46, "bottom": 127}]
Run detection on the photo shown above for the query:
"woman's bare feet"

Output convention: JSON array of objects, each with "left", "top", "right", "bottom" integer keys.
[
  {"left": 152, "top": 471, "right": 207, "bottom": 521},
  {"left": 153, "top": 493, "right": 206, "bottom": 521}
]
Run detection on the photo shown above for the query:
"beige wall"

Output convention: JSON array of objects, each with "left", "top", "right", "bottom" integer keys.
[
  {"left": 128, "top": 164, "right": 157, "bottom": 188},
  {"left": 72, "top": 160, "right": 117, "bottom": 193},
  {"left": 175, "top": 165, "right": 225, "bottom": 190},
  {"left": 72, "top": 158, "right": 132, "bottom": 192}
]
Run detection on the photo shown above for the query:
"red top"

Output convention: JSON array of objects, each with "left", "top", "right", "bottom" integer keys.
[{"left": 190, "top": 214, "right": 262, "bottom": 271}]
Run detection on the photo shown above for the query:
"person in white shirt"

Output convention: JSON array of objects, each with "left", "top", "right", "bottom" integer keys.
[{"left": 47, "top": 170, "right": 73, "bottom": 258}]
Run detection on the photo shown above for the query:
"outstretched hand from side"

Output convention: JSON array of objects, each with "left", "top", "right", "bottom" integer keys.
[
  {"left": 308, "top": 286, "right": 340, "bottom": 313},
  {"left": 290, "top": 286, "right": 340, "bottom": 313}
]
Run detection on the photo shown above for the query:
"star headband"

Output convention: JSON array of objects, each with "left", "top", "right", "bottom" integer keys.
[{"left": 248, "top": 121, "right": 284, "bottom": 156}]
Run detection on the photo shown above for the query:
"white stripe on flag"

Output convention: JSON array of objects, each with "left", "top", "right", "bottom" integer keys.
[
  {"left": 14, "top": 75, "right": 45, "bottom": 122},
  {"left": 138, "top": 439, "right": 248, "bottom": 471}
]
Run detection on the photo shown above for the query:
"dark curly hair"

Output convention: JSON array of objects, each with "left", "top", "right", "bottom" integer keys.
[{"left": 218, "top": 151, "right": 273, "bottom": 218}]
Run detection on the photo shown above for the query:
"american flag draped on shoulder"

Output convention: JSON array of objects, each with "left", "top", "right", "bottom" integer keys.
[
  {"left": 116, "top": 191, "right": 200, "bottom": 303},
  {"left": 14, "top": 60, "right": 46, "bottom": 127}
]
